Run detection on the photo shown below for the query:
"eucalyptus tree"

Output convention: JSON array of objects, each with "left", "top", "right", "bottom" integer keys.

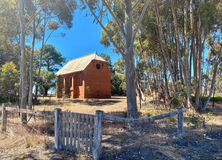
[
  {"left": 17, "top": 0, "right": 77, "bottom": 123},
  {"left": 148, "top": 0, "right": 222, "bottom": 110},
  {"left": 0, "top": 0, "right": 20, "bottom": 68},
  {"left": 81, "top": 0, "right": 150, "bottom": 120},
  {"left": 34, "top": 0, "right": 77, "bottom": 102}
]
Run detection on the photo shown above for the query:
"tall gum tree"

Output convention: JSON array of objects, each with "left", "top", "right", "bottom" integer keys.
[{"left": 82, "top": 0, "right": 150, "bottom": 121}]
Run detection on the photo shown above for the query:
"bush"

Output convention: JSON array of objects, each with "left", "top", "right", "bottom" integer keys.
[
  {"left": 169, "top": 117, "right": 177, "bottom": 123},
  {"left": 0, "top": 95, "right": 18, "bottom": 103},
  {"left": 187, "top": 114, "right": 201, "bottom": 127},
  {"left": 210, "top": 96, "right": 222, "bottom": 102},
  {"left": 146, "top": 112, "right": 152, "bottom": 117},
  {"left": 122, "top": 112, "right": 127, "bottom": 118},
  {"left": 206, "top": 112, "right": 214, "bottom": 122}
]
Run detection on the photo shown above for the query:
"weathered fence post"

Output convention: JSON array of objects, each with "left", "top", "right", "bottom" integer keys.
[
  {"left": 93, "top": 110, "right": 104, "bottom": 160},
  {"left": 2, "top": 103, "right": 8, "bottom": 132},
  {"left": 54, "top": 108, "right": 63, "bottom": 150},
  {"left": 177, "top": 108, "right": 184, "bottom": 139}
]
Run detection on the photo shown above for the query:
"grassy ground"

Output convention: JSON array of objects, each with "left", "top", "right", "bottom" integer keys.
[{"left": 0, "top": 96, "right": 222, "bottom": 159}]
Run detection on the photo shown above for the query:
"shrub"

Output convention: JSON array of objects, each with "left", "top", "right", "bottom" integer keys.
[
  {"left": 138, "top": 112, "right": 141, "bottom": 118},
  {"left": 169, "top": 117, "right": 177, "bottom": 123},
  {"left": 146, "top": 112, "right": 152, "bottom": 117},
  {"left": 206, "top": 112, "right": 214, "bottom": 121},
  {"left": 56, "top": 75, "right": 63, "bottom": 98},
  {"left": 210, "top": 96, "right": 222, "bottom": 102},
  {"left": 187, "top": 114, "right": 201, "bottom": 127},
  {"left": 122, "top": 112, "right": 127, "bottom": 118}
]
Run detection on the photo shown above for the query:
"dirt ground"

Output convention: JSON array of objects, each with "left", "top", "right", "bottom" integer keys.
[{"left": 0, "top": 96, "right": 222, "bottom": 160}]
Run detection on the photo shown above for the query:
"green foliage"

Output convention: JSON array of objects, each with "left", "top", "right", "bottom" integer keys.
[
  {"left": 121, "top": 136, "right": 128, "bottom": 143},
  {"left": 210, "top": 96, "right": 222, "bottom": 102},
  {"left": 56, "top": 75, "right": 64, "bottom": 97},
  {"left": 86, "top": 86, "right": 91, "bottom": 94},
  {"left": 35, "top": 45, "right": 66, "bottom": 74},
  {"left": 187, "top": 114, "right": 201, "bottom": 127},
  {"left": 39, "top": 99, "right": 46, "bottom": 104},
  {"left": 170, "top": 82, "right": 187, "bottom": 108},
  {"left": 111, "top": 73, "right": 126, "bottom": 96},
  {"left": 0, "top": 95, "right": 17, "bottom": 103},
  {"left": 114, "top": 57, "right": 125, "bottom": 74},
  {"left": 0, "top": 62, "right": 19, "bottom": 102},
  {"left": 169, "top": 117, "right": 177, "bottom": 123},
  {"left": 38, "top": 70, "right": 55, "bottom": 96},
  {"left": 99, "top": 53, "right": 115, "bottom": 73},
  {"left": 25, "top": 141, "right": 32, "bottom": 148},
  {"left": 65, "top": 80, "right": 71, "bottom": 98},
  {"left": 206, "top": 112, "right": 214, "bottom": 122},
  {"left": 146, "top": 110, "right": 165, "bottom": 117},
  {"left": 196, "top": 96, "right": 222, "bottom": 102},
  {"left": 138, "top": 112, "right": 141, "bottom": 118},
  {"left": 146, "top": 112, "right": 152, "bottom": 117},
  {"left": 171, "top": 97, "right": 181, "bottom": 108},
  {"left": 166, "top": 125, "right": 172, "bottom": 132},
  {"left": 122, "top": 112, "right": 127, "bottom": 118}
]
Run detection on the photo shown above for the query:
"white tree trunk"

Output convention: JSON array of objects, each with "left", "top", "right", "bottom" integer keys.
[
  {"left": 18, "top": 0, "right": 27, "bottom": 124},
  {"left": 35, "top": 16, "right": 46, "bottom": 101},
  {"left": 203, "top": 46, "right": 222, "bottom": 110},
  {"left": 28, "top": 2, "right": 36, "bottom": 110}
]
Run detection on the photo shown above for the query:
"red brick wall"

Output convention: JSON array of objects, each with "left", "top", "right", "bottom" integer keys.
[
  {"left": 84, "top": 60, "right": 111, "bottom": 98},
  {"left": 56, "top": 60, "right": 111, "bottom": 99}
]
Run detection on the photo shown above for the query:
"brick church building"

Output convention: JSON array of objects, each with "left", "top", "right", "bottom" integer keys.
[{"left": 55, "top": 52, "right": 111, "bottom": 98}]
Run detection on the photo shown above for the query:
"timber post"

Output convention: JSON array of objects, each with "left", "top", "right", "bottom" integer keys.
[
  {"left": 2, "top": 103, "right": 8, "bottom": 132},
  {"left": 177, "top": 108, "right": 184, "bottom": 139},
  {"left": 93, "top": 110, "right": 104, "bottom": 160},
  {"left": 54, "top": 108, "right": 63, "bottom": 150}
]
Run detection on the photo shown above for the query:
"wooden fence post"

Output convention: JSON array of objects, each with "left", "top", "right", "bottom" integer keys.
[
  {"left": 2, "top": 103, "right": 8, "bottom": 132},
  {"left": 93, "top": 110, "right": 104, "bottom": 160},
  {"left": 54, "top": 108, "right": 62, "bottom": 150},
  {"left": 177, "top": 108, "right": 184, "bottom": 139}
]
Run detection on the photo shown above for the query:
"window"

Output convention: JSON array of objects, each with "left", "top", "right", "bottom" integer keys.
[{"left": 96, "top": 63, "right": 101, "bottom": 69}]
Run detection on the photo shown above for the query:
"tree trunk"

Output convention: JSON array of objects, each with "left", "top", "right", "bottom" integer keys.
[
  {"left": 202, "top": 46, "right": 222, "bottom": 110},
  {"left": 190, "top": 0, "right": 196, "bottom": 101},
  {"left": 44, "top": 87, "right": 48, "bottom": 96},
  {"left": 162, "top": 57, "right": 170, "bottom": 99},
  {"left": 155, "top": 5, "right": 177, "bottom": 92},
  {"left": 145, "top": 71, "right": 152, "bottom": 95},
  {"left": 124, "top": 0, "right": 138, "bottom": 120},
  {"left": 212, "top": 87, "right": 216, "bottom": 108},
  {"left": 18, "top": 0, "right": 27, "bottom": 124},
  {"left": 184, "top": 0, "right": 191, "bottom": 108},
  {"left": 28, "top": 3, "right": 36, "bottom": 110},
  {"left": 35, "top": 16, "right": 46, "bottom": 101},
  {"left": 195, "top": 2, "right": 202, "bottom": 109},
  {"left": 171, "top": 0, "right": 187, "bottom": 85}
]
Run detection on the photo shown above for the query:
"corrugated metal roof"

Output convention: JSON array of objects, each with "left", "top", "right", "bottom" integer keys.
[{"left": 55, "top": 51, "right": 106, "bottom": 76}]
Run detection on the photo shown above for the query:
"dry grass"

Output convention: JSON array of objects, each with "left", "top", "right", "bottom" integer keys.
[{"left": 0, "top": 96, "right": 222, "bottom": 159}]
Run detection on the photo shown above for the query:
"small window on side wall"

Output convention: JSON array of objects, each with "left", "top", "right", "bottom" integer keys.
[{"left": 79, "top": 75, "right": 82, "bottom": 86}]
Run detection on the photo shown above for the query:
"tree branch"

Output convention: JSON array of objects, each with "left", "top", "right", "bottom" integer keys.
[
  {"left": 131, "top": 0, "right": 150, "bottom": 47},
  {"left": 132, "top": 0, "right": 142, "bottom": 11},
  {"left": 84, "top": 0, "right": 125, "bottom": 57},
  {"left": 24, "top": 2, "right": 48, "bottom": 31},
  {"left": 45, "top": 29, "right": 55, "bottom": 44},
  {"left": 102, "top": 0, "right": 126, "bottom": 40}
]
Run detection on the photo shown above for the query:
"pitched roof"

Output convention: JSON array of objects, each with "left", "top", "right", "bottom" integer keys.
[{"left": 55, "top": 51, "right": 106, "bottom": 76}]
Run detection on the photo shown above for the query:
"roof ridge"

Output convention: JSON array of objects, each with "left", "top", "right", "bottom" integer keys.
[{"left": 68, "top": 52, "right": 96, "bottom": 62}]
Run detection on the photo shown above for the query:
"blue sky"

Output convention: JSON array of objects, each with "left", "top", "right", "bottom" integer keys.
[{"left": 34, "top": 8, "right": 121, "bottom": 65}]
